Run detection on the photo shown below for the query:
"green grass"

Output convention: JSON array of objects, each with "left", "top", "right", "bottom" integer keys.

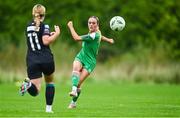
[{"left": 0, "top": 81, "right": 180, "bottom": 117}]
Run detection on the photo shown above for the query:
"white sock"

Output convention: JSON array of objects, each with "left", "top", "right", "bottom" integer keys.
[
  {"left": 46, "top": 105, "right": 52, "bottom": 112},
  {"left": 72, "top": 86, "right": 77, "bottom": 92}
]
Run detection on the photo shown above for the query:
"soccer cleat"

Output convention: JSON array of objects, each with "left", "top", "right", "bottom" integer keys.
[
  {"left": 69, "top": 90, "right": 78, "bottom": 97},
  {"left": 19, "top": 78, "right": 31, "bottom": 96},
  {"left": 68, "top": 102, "right": 76, "bottom": 109},
  {"left": 46, "top": 110, "right": 54, "bottom": 113}
]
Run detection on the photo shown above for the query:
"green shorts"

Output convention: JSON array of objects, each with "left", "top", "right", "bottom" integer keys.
[{"left": 75, "top": 54, "right": 96, "bottom": 73}]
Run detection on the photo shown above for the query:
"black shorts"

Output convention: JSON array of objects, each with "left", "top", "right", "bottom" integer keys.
[{"left": 27, "top": 61, "right": 55, "bottom": 79}]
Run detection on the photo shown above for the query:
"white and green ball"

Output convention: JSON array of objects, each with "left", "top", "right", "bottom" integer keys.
[{"left": 110, "top": 16, "right": 125, "bottom": 31}]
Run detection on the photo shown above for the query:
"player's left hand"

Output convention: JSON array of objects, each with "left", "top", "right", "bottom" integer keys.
[{"left": 109, "top": 39, "right": 114, "bottom": 44}]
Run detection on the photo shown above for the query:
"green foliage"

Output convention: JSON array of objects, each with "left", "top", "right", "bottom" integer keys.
[
  {"left": 0, "top": 0, "right": 179, "bottom": 60},
  {"left": 0, "top": 0, "right": 179, "bottom": 84}
]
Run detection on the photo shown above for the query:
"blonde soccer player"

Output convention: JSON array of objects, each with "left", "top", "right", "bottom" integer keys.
[{"left": 19, "top": 4, "right": 60, "bottom": 113}]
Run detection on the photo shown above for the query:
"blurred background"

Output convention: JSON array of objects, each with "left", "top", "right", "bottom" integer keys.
[{"left": 0, "top": 0, "right": 179, "bottom": 84}]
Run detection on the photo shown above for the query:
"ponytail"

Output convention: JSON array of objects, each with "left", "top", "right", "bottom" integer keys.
[{"left": 33, "top": 14, "right": 40, "bottom": 31}]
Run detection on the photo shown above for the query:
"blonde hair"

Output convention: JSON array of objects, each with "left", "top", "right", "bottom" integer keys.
[
  {"left": 89, "top": 16, "right": 99, "bottom": 26},
  {"left": 32, "top": 4, "right": 46, "bottom": 31}
]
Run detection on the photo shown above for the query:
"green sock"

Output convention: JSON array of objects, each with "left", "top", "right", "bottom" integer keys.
[
  {"left": 71, "top": 74, "right": 79, "bottom": 87},
  {"left": 72, "top": 89, "right": 81, "bottom": 102}
]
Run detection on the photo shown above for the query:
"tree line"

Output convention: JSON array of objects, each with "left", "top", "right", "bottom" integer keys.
[{"left": 0, "top": 0, "right": 179, "bottom": 62}]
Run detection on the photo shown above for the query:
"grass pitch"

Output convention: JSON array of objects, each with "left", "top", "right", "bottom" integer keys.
[{"left": 0, "top": 81, "right": 180, "bottom": 117}]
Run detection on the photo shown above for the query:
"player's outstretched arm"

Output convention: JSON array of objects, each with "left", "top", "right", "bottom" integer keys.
[
  {"left": 101, "top": 35, "right": 114, "bottom": 44},
  {"left": 43, "top": 25, "right": 60, "bottom": 45},
  {"left": 67, "top": 21, "right": 82, "bottom": 41}
]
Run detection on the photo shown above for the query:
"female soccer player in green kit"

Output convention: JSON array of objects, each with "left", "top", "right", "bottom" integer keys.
[{"left": 67, "top": 16, "right": 114, "bottom": 108}]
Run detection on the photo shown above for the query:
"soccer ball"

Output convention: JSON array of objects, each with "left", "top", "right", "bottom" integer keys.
[{"left": 110, "top": 16, "right": 125, "bottom": 31}]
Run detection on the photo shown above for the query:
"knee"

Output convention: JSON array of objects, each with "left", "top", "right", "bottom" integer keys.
[
  {"left": 72, "top": 70, "right": 80, "bottom": 76},
  {"left": 45, "top": 74, "right": 54, "bottom": 83}
]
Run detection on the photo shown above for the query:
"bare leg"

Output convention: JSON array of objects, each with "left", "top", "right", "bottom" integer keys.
[
  {"left": 78, "top": 68, "right": 90, "bottom": 88},
  {"left": 30, "top": 78, "right": 42, "bottom": 92}
]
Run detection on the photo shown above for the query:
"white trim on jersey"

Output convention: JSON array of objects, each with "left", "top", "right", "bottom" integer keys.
[
  {"left": 44, "top": 25, "right": 50, "bottom": 29},
  {"left": 89, "top": 32, "right": 96, "bottom": 40},
  {"left": 27, "top": 26, "right": 36, "bottom": 32}
]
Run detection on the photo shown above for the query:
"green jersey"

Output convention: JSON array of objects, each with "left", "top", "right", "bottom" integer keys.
[{"left": 75, "top": 31, "right": 101, "bottom": 73}]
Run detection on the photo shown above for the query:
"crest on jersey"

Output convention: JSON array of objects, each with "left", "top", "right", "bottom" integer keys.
[{"left": 44, "top": 24, "right": 50, "bottom": 34}]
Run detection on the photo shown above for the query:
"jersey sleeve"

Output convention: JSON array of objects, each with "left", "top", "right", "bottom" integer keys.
[
  {"left": 43, "top": 24, "right": 50, "bottom": 36},
  {"left": 80, "top": 32, "right": 96, "bottom": 41}
]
